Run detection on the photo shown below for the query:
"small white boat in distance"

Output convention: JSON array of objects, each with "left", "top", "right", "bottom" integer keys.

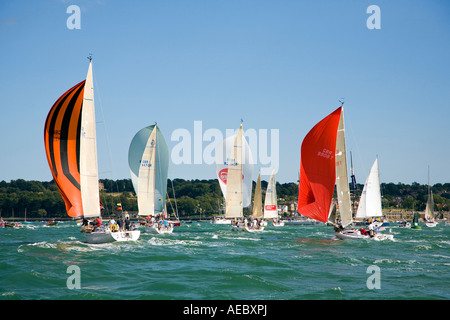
[{"left": 211, "top": 217, "right": 232, "bottom": 225}]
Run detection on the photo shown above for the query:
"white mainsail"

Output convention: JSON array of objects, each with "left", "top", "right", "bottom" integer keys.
[
  {"left": 137, "top": 126, "right": 158, "bottom": 216},
  {"left": 80, "top": 61, "right": 100, "bottom": 218},
  {"left": 216, "top": 124, "right": 253, "bottom": 209},
  {"left": 335, "top": 108, "right": 352, "bottom": 227},
  {"left": 225, "top": 124, "right": 245, "bottom": 218},
  {"left": 356, "top": 157, "right": 382, "bottom": 219},
  {"left": 264, "top": 170, "right": 278, "bottom": 219}
]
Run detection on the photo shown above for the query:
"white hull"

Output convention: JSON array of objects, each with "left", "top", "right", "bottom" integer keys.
[
  {"left": 211, "top": 218, "right": 232, "bottom": 225},
  {"left": 335, "top": 230, "right": 394, "bottom": 241},
  {"left": 231, "top": 225, "right": 265, "bottom": 232},
  {"left": 145, "top": 225, "right": 174, "bottom": 234},
  {"left": 245, "top": 226, "right": 265, "bottom": 232},
  {"left": 272, "top": 221, "right": 285, "bottom": 227},
  {"left": 85, "top": 230, "right": 141, "bottom": 244},
  {"left": 425, "top": 222, "right": 437, "bottom": 227}
]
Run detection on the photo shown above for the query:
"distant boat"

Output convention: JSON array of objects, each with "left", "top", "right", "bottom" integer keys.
[
  {"left": 128, "top": 124, "right": 173, "bottom": 234},
  {"left": 247, "top": 173, "right": 265, "bottom": 232},
  {"left": 424, "top": 166, "right": 437, "bottom": 227},
  {"left": 264, "top": 170, "right": 284, "bottom": 227},
  {"left": 44, "top": 58, "right": 140, "bottom": 244}
]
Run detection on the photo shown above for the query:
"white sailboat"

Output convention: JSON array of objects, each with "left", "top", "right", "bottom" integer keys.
[
  {"left": 215, "top": 122, "right": 253, "bottom": 226},
  {"left": 246, "top": 173, "right": 265, "bottom": 232},
  {"left": 44, "top": 58, "right": 140, "bottom": 244},
  {"left": 128, "top": 124, "right": 173, "bottom": 234},
  {"left": 264, "top": 170, "right": 283, "bottom": 226},
  {"left": 336, "top": 157, "right": 394, "bottom": 240},
  {"left": 220, "top": 123, "right": 254, "bottom": 232},
  {"left": 424, "top": 166, "right": 437, "bottom": 227}
]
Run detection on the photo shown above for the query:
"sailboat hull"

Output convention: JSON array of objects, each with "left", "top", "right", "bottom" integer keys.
[
  {"left": 145, "top": 225, "right": 174, "bottom": 234},
  {"left": 335, "top": 230, "right": 394, "bottom": 241},
  {"left": 85, "top": 230, "right": 141, "bottom": 244}
]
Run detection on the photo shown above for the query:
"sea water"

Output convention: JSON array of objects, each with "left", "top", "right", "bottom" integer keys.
[{"left": 1, "top": 221, "right": 449, "bottom": 300}]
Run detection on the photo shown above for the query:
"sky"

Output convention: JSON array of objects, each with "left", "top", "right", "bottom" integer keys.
[{"left": 1, "top": 0, "right": 450, "bottom": 185}]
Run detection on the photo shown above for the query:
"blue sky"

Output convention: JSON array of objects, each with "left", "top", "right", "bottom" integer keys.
[{"left": 1, "top": 0, "right": 449, "bottom": 185}]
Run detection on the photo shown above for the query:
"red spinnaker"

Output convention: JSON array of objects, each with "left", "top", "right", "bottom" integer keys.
[{"left": 297, "top": 107, "right": 342, "bottom": 223}]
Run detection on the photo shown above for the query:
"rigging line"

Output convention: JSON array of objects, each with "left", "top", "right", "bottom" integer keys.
[
  {"left": 93, "top": 66, "right": 123, "bottom": 213},
  {"left": 344, "top": 103, "right": 367, "bottom": 183}
]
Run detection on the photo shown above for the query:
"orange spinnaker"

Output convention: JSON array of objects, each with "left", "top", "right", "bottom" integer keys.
[
  {"left": 297, "top": 107, "right": 342, "bottom": 223},
  {"left": 44, "top": 80, "right": 85, "bottom": 217}
]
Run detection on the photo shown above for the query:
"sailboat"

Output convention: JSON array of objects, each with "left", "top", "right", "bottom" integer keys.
[
  {"left": 247, "top": 173, "right": 265, "bottom": 232},
  {"left": 264, "top": 170, "right": 283, "bottom": 226},
  {"left": 297, "top": 106, "right": 392, "bottom": 241},
  {"left": 215, "top": 122, "right": 253, "bottom": 230},
  {"left": 128, "top": 124, "right": 172, "bottom": 234},
  {"left": 44, "top": 58, "right": 140, "bottom": 244},
  {"left": 424, "top": 166, "right": 437, "bottom": 227},
  {"left": 336, "top": 157, "right": 394, "bottom": 240},
  {"left": 218, "top": 123, "right": 254, "bottom": 231}
]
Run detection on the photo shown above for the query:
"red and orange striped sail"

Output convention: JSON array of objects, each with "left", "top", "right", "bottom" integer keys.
[
  {"left": 297, "top": 107, "right": 342, "bottom": 223},
  {"left": 44, "top": 80, "right": 86, "bottom": 218}
]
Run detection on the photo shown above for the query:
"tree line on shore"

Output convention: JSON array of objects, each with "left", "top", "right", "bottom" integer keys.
[{"left": 0, "top": 179, "right": 449, "bottom": 219}]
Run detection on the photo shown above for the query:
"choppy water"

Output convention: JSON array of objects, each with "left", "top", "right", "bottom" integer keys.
[{"left": 1, "top": 221, "right": 449, "bottom": 300}]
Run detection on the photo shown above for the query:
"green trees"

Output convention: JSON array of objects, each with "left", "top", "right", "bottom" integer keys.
[{"left": 0, "top": 179, "right": 449, "bottom": 218}]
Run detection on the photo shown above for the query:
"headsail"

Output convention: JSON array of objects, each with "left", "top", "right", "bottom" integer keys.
[
  {"left": 128, "top": 124, "right": 169, "bottom": 216},
  {"left": 44, "top": 61, "right": 100, "bottom": 218},
  {"left": 424, "top": 166, "right": 435, "bottom": 220},
  {"left": 264, "top": 170, "right": 278, "bottom": 219},
  {"left": 355, "top": 157, "right": 382, "bottom": 219},
  {"left": 252, "top": 173, "right": 263, "bottom": 219},
  {"left": 297, "top": 107, "right": 342, "bottom": 223}
]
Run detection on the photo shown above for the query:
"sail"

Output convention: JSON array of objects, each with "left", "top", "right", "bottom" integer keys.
[
  {"left": 215, "top": 126, "right": 253, "bottom": 208},
  {"left": 264, "top": 170, "right": 278, "bottom": 219},
  {"left": 424, "top": 167, "right": 434, "bottom": 220},
  {"left": 252, "top": 173, "right": 263, "bottom": 218},
  {"left": 355, "top": 158, "right": 382, "bottom": 218},
  {"left": 297, "top": 107, "right": 342, "bottom": 223},
  {"left": 335, "top": 108, "right": 352, "bottom": 227},
  {"left": 79, "top": 62, "right": 100, "bottom": 218},
  {"left": 44, "top": 61, "right": 100, "bottom": 218},
  {"left": 225, "top": 124, "right": 245, "bottom": 218},
  {"left": 128, "top": 125, "right": 169, "bottom": 216}
]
